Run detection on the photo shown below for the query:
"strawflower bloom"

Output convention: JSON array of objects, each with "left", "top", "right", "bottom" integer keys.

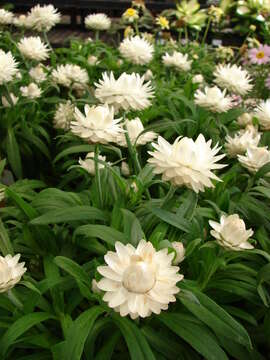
[
  {"left": 119, "top": 36, "right": 154, "bottom": 65},
  {"left": 148, "top": 135, "right": 226, "bottom": 193},
  {"left": 20, "top": 83, "right": 42, "bottom": 99},
  {"left": 162, "top": 51, "right": 192, "bottom": 71},
  {"left": 238, "top": 146, "right": 270, "bottom": 173},
  {"left": 194, "top": 86, "right": 233, "bottom": 113},
  {"left": 248, "top": 45, "right": 270, "bottom": 65},
  {"left": 97, "top": 240, "right": 183, "bottom": 319},
  {"left": 27, "top": 4, "right": 60, "bottom": 32},
  {"left": 0, "top": 254, "right": 26, "bottom": 293},
  {"left": 78, "top": 152, "right": 107, "bottom": 175},
  {"left": 117, "top": 117, "right": 157, "bottom": 146},
  {"left": 225, "top": 127, "right": 261, "bottom": 157},
  {"left": 85, "top": 13, "right": 111, "bottom": 30},
  {"left": 0, "top": 9, "right": 14, "bottom": 25},
  {"left": 51, "top": 64, "right": 89, "bottom": 90},
  {"left": 0, "top": 50, "right": 18, "bottom": 85},
  {"left": 254, "top": 99, "right": 270, "bottom": 130},
  {"left": 53, "top": 101, "right": 74, "bottom": 130},
  {"left": 18, "top": 36, "right": 50, "bottom": 61}
]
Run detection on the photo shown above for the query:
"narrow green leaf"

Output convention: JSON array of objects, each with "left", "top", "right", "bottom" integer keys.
[
  {"left": 74, "top": 224, "right": 127, "bottom": 245},
  {"left": 0, "top": 218, "right": 13, "bottom": 255},
  {"left": 6, "top": 127, "right": 22, "bottom": 179},
  {"left": 151, "top": 207, "right": 190, "bottom": 233}
]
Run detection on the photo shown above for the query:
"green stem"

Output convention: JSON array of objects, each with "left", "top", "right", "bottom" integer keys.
[
  {"left": 7, "top": 289, "right": 23, "bottom": 309},
  {"left": 184, "top": 25, "right": 188, "bottom": 42},
  {"left": 3, "top": 84, "right": 15, "bottom": 107},
  {"left": 134, "top": 21, "right": 140, "bottom": 36},
  {"left": 94, "top": 144, "right": 103, "bottom": 208},
  {"left": 43, "top": 30, "right": 53, "bottom": 53},
  {"left": 95, "top": 30, "right": 100, "bottom": 41},
  {"left": 202, "top": 17, "right": 212, "bottom": 45}
]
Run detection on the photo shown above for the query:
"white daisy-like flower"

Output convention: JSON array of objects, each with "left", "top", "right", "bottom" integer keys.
[
  {"left": 148, "top": 135, "right": 226, "bottom": 193},
  {"left": 0, "top": 254, "right": 26, "bottom": 293},
  {"left": 97, "top": 240, "right": 183, "bottom": 319},
  {"left": 27, "top": 4, "right": 61, "bottom": 32},
  {"left": 0, "top": 50, "right": 18, "bottom": 85},
  {"left": 53, "top": 101, "right": 74, "bottom": 130},
  {"left": 192, "top": 74, "right": 204, "bottom": 84},
  {"left": 95, "top": 72, "right": 154, "bottom": 112},
  {"left": 87, "top": 55, "right": 99, "bottom": 66},
  {"left": 162, "top": 51, "right": 192, "bottom": 71},
  {"left": 29, "top": 64, "right": 47, "bottom": 83},
  {"left": 0, "top": 8, "right": 13, "bottom": 25},
  {"left": 144, "top": 69, "right": 153, "bottom": 81},
  {"left": 78, "top": 152, "right": 107, "bottom": 175},
  {"left": 18, "top": 36, "right": 50, "bottom": 62},
  {"left": 20, "top": 83, "right": 42, "bottom": 99},
  {"left": 254, "top": 99, "right": 270, "bottom": 130},
  {"left": 238, "top": 146, "right": 270, "bottom": 173},
  {"left": 119, "top": 36, "right": 154, "bottom": 65},
  {"left": 85, "top": 13, "right": 111, "bottom": 30},
  {"left": 70, "top": 104, "right": 123, "bottom": 144},
  {"left": 194, "top": 86, "right": 233, "bottom": 113},
  {"left": 214, "top": 64, "right": 253, "bottom": 95},
  {"left": 237, "top": 113, "right": 253, "bottom": 127},
  {"left": 13, "top": 14, "right": 32, "bottom": 28},
  {"left": 51, "top": 64, "right": 89, "bottom": 90},
  {"left": 2, "top": 93, "right": 18, "bottom": 108},
  {"left": 172, "top": 242, "right": 185, "bottom": 265},
  {"left": 209, "top": 214, "right": 254, "bottom": 251},
  {"left": 225, "top": 127, "right": 261, "bottom": 157},
  {"left": 117, "top": 117, "right": 157, "bottom": 147}
]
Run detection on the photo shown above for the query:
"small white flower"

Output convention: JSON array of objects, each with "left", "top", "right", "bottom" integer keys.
[
  {"left": 20, "top": 83, "right": 41, "bottom": 99},
  {"left": 0, "top": 9, "right": 13, "bottom": 25},
  {"left": 2, "top": 93, "right": 18, "bottom": 107},
  {"left": 117, "top": 117, "right": 157, "bottom": 147},
  {"left": 13, "top": 14, "right": 32, "bottom": 28},
  {"left": 0, "top": 254, "right": 26, "bottom": 293},
  {"left": 172, "top": 242, "right": 185, "bottom": 265},
  {"left": 209, "top": 214, "right": 254, "bottom": 251},
  {"left": 237, "top": 113, "right": 253, "bottom": 127},
  {"left": 238, "top": 146, "right": 270, "bottom": 173},
  {"left": 97, "top": 240, "right": 183, "bottom": 319},
  {"left": 27, "top": 4, "right": 61, "bottom": 32},
  {"left": 18, "top": 36, "right": 50, "bottom": 61},
  {"left": 29, "top": 64, "right": 47, "bottom": 83},
  {"left": 85, "top": 13, "right": 111, "bottom": 30},
  {"left": 162, "top": 51, "right": 192, "bottom": 71},
  {"left": 148, "top": 135, "right": 226, "bottom": 193},
  {"left": 225, "top": 127, "right": 261, "bottom": 157},
  {"left": 144, "top": 69, "right": 153, "bottom": 81},
  {"left": 70, "top": 104, "right": 123, "bottom": 144},
  {"left": 51, "top": 64, "right": 89, "bottom": 90},
  {"left": 214, "top": 63, "right": 253, "bottom": 95},
  {"left": 87, "top": 55, "right": 99, "bottom": 66},
  {"left": 78, "top": 152, "right": 107, "bottom": 175},
  {"left": 53, "top": 101, "right": 74, "bottom": 130},
  {"left": 192, "top": 74, "right": 204, "bottom": 84},
  {"left": 0, "top": 50, "right": 18, "bottom": 85},
  {"left": 119, "top": 36, "right": 154, "bottom": 65},
  {"left": 92, "top": 279, "right": 101, "bottom": 294},
  {"left": 254, "top": 99, "right": 270, "bottom": 131},
  {"left": 194, "top": 86, "right": 233, "bottom": 113},
  {"left": 121, "top": 161, "right": 130, "bottom": 176},
  {"left": 95, "top": 72, "right": 154, "bottom": 112}
]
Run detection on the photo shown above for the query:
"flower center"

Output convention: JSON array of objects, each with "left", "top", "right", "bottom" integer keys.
[
  {"left": 122, "top": 261, "right": 156, "bottom": 294},
  {"left": 256, "top": 51, "right": 265, "bottom": 59},
  {"left": 126, "top": 8, "right": 136, "bottom": 17}
]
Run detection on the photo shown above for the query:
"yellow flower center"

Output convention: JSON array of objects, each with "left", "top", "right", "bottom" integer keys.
[
  {"left": 125, "top": 8, "right": 137, "bottom": 17},
  {"left": 256, "top": 51, "right": 265, "bottom": 59},
  {"left": 158, "top": 16, "right": 169, "bottom": 29}
]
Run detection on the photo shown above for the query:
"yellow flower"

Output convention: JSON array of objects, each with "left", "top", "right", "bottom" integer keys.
[
  {"left": 208, "top": 6, "right": 224, "bottom": 22},
  {"left": 124, "top": 26, "right": 134, "bottom": 38},
  {"left": 156, "top": 16, "right": 170, "bottom": 30},
  {"left": 123, "top": 8, "right": 139, "bottom": 22}
]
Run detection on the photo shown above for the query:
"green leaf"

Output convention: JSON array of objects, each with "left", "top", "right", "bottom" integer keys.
[
  {"left": 151, "top": 207, "right": 190, "bottom": 233},
  {"left": 54, "top": 256, "right": 91, "bottom": 287},
  {"left": 6, "top": 127, "right": 22, "bottom": 179},
  {"left": 0, "top": 312, "right": 54, "bottom": 356},
  {"left": 54, "top": 145, "right": 95, "bottom": 163},
  {"left": 254, "top": 162, "right": 270, "bottom": 181},
  {"left": 95, "top": 331, "right": 121, "bottom": 360},
  {"left": 0, "top": 158, "right": 6, "bottom": 178},
  {"left": 6, "top": 188, "right": 38, "bottom": 220},
  {"left": 74, "top": 224, "right": 128, "bottom": 246},
  {"left": 121, "top": 209, "right": 145, "bottom": 246},
  {"left": 30, "top": 206, "right": 108, "bottom": 225},
  {"left": 0, "top": 218, "right": 13, "bottom": 255}
]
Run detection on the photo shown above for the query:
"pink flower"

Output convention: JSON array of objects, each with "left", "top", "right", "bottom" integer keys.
[{"left": 248, "top": 45, "right": 270, "bottom": 65}]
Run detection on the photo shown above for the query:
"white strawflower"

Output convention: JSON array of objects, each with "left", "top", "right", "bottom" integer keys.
[
  {"left": 97, "top": 240, "right": 183, "bottom": 319},
  {"left": 225, "top": 127, "right": 261, "bottom": 157},
  {"left": 254, "top": 99, "right": 270, "bottom": 130},
  {"left": 0, "top": 9, "right": 13, "bottom": 25},
  {"left": 53, "top": 101, "right": 74, "bottom": 130},
  {"left": 148, "top": 135, "right": 226, "bottom": 193},
  {"left": 18, "top": 36, "right": 50, "bottom": 62},
  {"left": 0, "top": 254, "right": 26, "bottom": 293},
  {"left": 0, "top": 50, "right": 18, "bottom": 85},
  {"left": 162, "top": 51, "right": 192, "bottom": 71},
  {"left": 2, "top": 93, "right": 18, "bottom": 107},
  {"left": 51, "top": 64, "right": 89, "bottom": 90},
  {"left": 95, "top": 72, "right": 154, "bottom": 112},
  {"left": 85, "top": 13, "right": 111, "bottom": 30},
  {"left": 121, "top": 161, "right": 130, "bottom": 176},
  {"left": 13, "top": 14, "right": 32, "bottom": 28},
  {"left": 144, "top": 69, "right": 153, "bottom": 81},
  {"left": 237, "top": 113, "right": 253, "bottom": 127},
  {"left": 238, "top": 146, "right": 270, "bottom": 173},
  {"left": 194, "top": 86, "right": 233, "bottom": 113},
  {"left": 119, "top": 36, "right": 154, "bottom": 65},
  {"left": 70, "top": 104, "right": 123, "bottom": 144},
  {"left": 117, "top": 117, "right": 157, "bottom": 147},
  {"left": 172, "top": 242, "right": 185, "bottom": 265},
  {"left": 87, "top": 55, "right": 99, "bottom": 66},
  {"left": 27, "top": 4, "right": 61, "bottom": 32},
  {"left": 78, "top": 152, "right": 106, "bottom": 175},
  {"left": 192, "top": 74, "right": 204, "bottom": 84},
  {"left": 29, "top": 64, "right": 47, "bottom": 83},
  {"left": 20, "top": 83, "right": 41, "bottom": 99},
  {"left": 209, "top": 214, "right": 254, "bottom": 251},
  {"left": 214, "top": 64, "right": 253, "bottom": 95}
]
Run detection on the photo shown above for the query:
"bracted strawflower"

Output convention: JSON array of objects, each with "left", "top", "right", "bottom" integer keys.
[
  {"left": 156, "top": 16, "right": 170, "bottom": 29},
  {"left": 119, "top": 36, "right": 154, "bottom": 65},
  {"left": 0, "top": 254, "right": 26, "bottom": 293},
  {"left": 194, "top": 86, "right": 233, "bottom": 113},
  {"left": 122, "top": 8, "right": 139, "bottom": 23},
  {"left": 225, "top": 127, "right": 261, "bottom": 157},
  {"left": 254, "top": 99, "right": 270, "bottom": 130},
  {"left": 238, "top": 146, "right": 270, "bottom": 174},
  {"left": 97, "top": 240, "right": 183, "bottom": 319},
  {"left": 27, "top": 4, "right": 61, "bottom": 32},
  {"left": 0, "top": 50, "right": 18, "bottom": 85},
  {"left": 53, "top": 101, "right": 74, "bottom": 130},
  {"left": 85, "top": 13, "right": 111, "bottom": 31},
  {"left": 0, "top": 9, "right": 14, "bottom": 25},
  {"left": 148, "top": 135, "right": 226, "bottom": 193},
  {"left": 18, "top": 36, "right": 50, "bottom": 62},
  {"left": 78, "top": 152, "right": 107, "bottom": 175},
  {"left": 51, "top": 64, "right": 89, "bottom": 90},
  {"left": 162, "top": 51, "right": 192, "bottom": 71}
]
